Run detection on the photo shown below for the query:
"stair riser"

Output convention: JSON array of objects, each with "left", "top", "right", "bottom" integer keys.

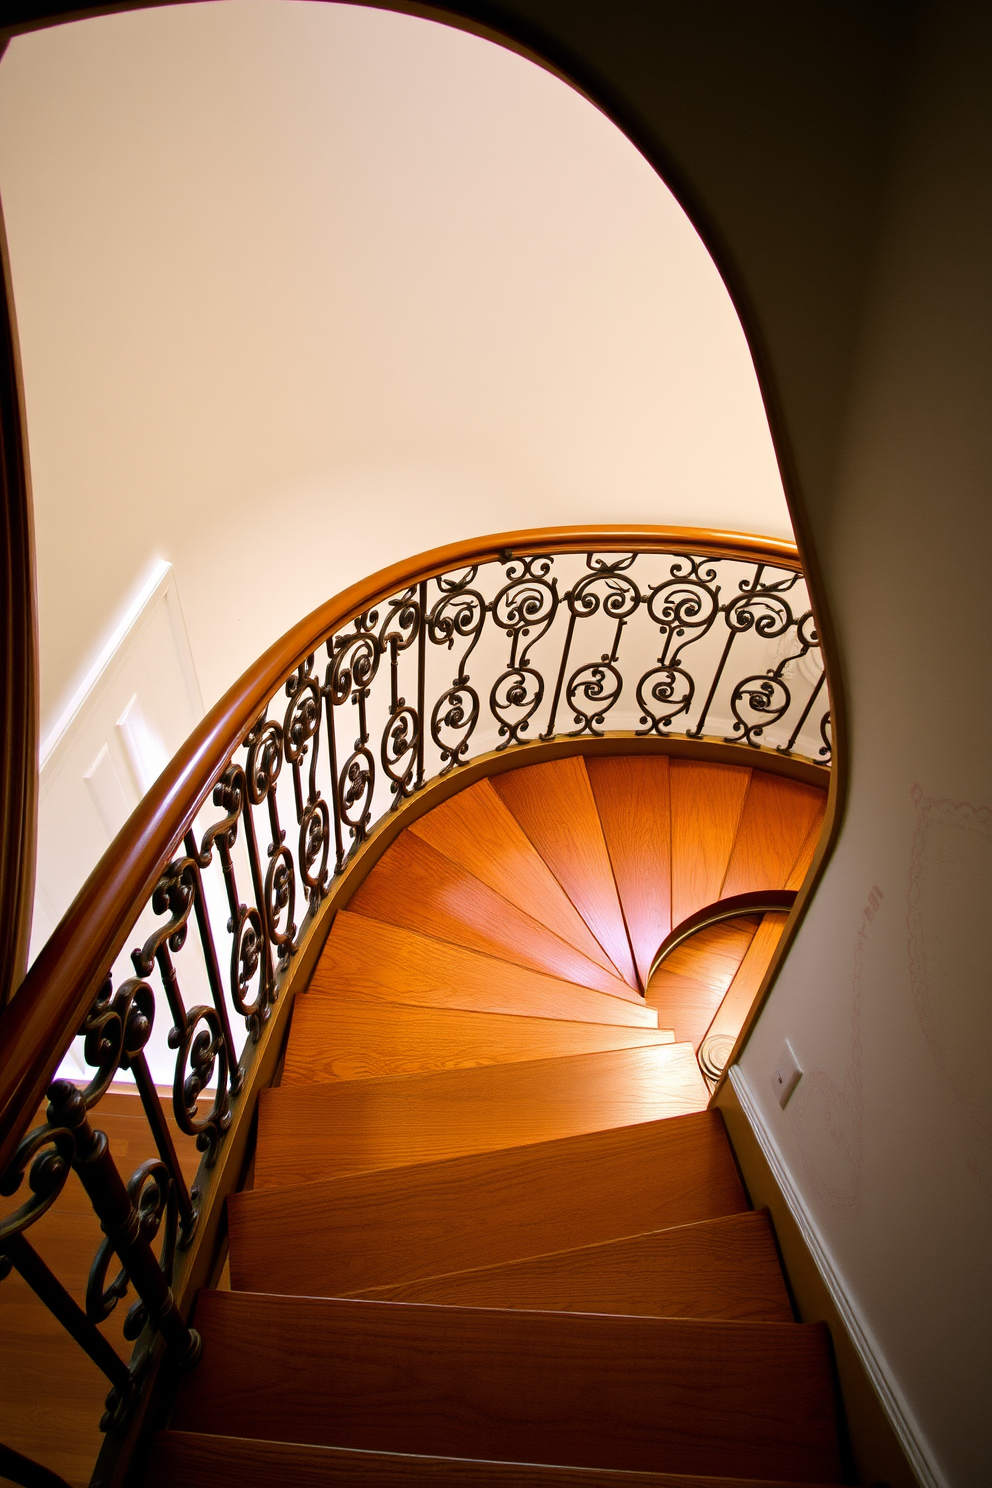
[
  {"left": 174, "top": 1293, "right": 841, "bottom": 1484},
  {"left": 347, "top": 1209, "right": 794, "bottom": 1323},
  {"left": 254, "top": 1045, "right": 708, "bottom": 1188},
  {"left": 150, "top": 1431, "right": 843, "bottom": 1488},
  {"left": 229, "top": 1112, "right": 747, "bottom": 1296}
]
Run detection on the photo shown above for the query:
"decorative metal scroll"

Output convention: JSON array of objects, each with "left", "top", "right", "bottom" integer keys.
[{"left": 0, "top": 544, "right": 828, "bottom": 1482}]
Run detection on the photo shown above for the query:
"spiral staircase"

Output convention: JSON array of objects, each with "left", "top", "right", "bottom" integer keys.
[{"left": 144, "top": 751, "right": 839, "bottom": 1486}]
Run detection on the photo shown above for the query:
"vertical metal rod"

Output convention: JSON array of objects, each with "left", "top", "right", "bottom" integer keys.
[
  {"left": 183, "top": 836, "right": 241, "bottom": 1096},
  {"left": 783, "top": 667, "right": 825, "bottom": 753},
  {"left": 416, "top": 581, "right": 427, "bottom": 789},
  {"left": 3, "top": 1233, "right": 131, "bottom": 1391},
  {"left": 542, "top": 610, "right": 575, "bottom": 740},
  {"left": 324, "top": 665, "right": 345, "bottom": 871},
  {"left": 241, "top": 796, "right": 275, "bottom": 995},
  {"left": 688, "top": 562, "right": 765, "bottom": 739},
  {"left": 129, "top": 1053, "right": 196, "bottom": 1234}
]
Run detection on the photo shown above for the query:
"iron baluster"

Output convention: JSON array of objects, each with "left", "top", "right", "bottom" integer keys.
[
  {"left": 46, "top": 1080, "right": 201, "bottom": 1374},
  {"left": 780, "top": 664, "right": 826, "bottom": 755},
  {"left": 416, "top": 579, "right": 427, "bottom": 789},
  {"left": 181, "top": 836, "right": 244, "bottom": 1091},
  {"left": 322, "top": 647, "right": 346, "bottom": 872},
  {"left": 428, "top": 569, "right": 485, "bottom": 772},
  {"left": 76, "top": 974, "right": 198, "bottom": 1242},
  {"left": 541, "top": 607, "right": 576, "bottom": 740},
  {"left": 131, "top": 861, "right": 232, "bottom": 1165},
  {"left": 128, "top": 1053, "right": 197, "bottom": 1239},
  {"left": 685, "top": 560, "right": 755, "bottom": 738},
  {"left": 2, "top": 1233, "right": 130, "bottom": 1397},
  {"left": 0, "top": 1440, "right": 75, "bottom": 1488},
  {"left": 377, "top": 590, "right": 421, "bottom": 804},
  {"left": 284, "top": 661, "right": 331, "bottom": 906}
]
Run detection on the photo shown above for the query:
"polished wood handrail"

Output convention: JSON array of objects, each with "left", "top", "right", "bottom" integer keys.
[{"left": 0, "top": 525, "right": 798, "bottom": 1171}]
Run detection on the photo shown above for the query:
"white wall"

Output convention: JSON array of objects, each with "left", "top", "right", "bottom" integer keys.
[
  {"left": 736, "top": 8, "right": 992, "bottom": 1486},
  {"left": 0, "top": 0, "right": 791, "bottom": 746}
]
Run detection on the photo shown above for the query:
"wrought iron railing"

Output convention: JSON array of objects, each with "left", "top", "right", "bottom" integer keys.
[{"left": 0, "top": 527, "right": 829, "bottom": 1488}]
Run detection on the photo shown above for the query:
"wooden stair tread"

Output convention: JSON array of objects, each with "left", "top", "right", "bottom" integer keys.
[
  {"left": 408, "top": 778, "right": 622, "bottom": 978},
  {"left": 148, "top": 1433, "right": 843, "bottom": 1487},
  {"left": 647, "top": 919, "right": 758, "bottom": 1050},
  {"left": 492, "top": 757, "right": 639, "bottom": 988},
  {"left": 719, "top": 775, "right": 826, "bottom": 901},
  {"left": 344, "top": 1209, "right": 793, "bottom": 1323},
  {"left": 313, "top": 913, "right": 656, "bottom": 1025},
  {"left": 586, "top": 754, "right": 673, "bottom": 992},
  {"left": 786, "top": 812, "right": 824, "bottom": 890},
  {"left": 348, "top": 830, "right": 630, "bottom": 995},
  {"left": 704, "top": 914, "right": 788, "bottom": 1046},
  {"left": 255, "top": 1045, "right": 709, "bottom": 1188},
  {"left": 173, "top": 1291, "right": 842, "bottom": 1483},
  {"left": 228, "top": 1111, "right": 747, "bottom": 1296},
  {"left": 670, "top": 762, "right": 751, "bottom": 926},
  {"left": 281, "top": 1000, "right": 674, "bottom": 1087}
]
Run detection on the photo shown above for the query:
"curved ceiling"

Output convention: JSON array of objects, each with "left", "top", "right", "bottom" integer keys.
[{"left": 0, "top": 0, "right": 792, "bottom": 731}]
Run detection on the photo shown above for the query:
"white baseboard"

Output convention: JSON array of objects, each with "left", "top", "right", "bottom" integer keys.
[{"left": 729, "top": 1064, "right": 944, "bottom": 1488}]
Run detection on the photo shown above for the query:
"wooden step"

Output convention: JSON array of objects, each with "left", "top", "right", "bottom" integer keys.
[
  {"left": 703, "top": 913, "right": 788, "bottom": 1049},
  {"left": 719, "top": 774, "right": 826, "bottom": 901},
  {"left": 148, "top": 1434, "right": 842, "bottom": 1488},
  {"left": 586, "top": 754, "right": 673, "bottom": 991},
  {"left": 348, "top": 829, "right": 631, "bottom": 995},
  {"left": 647, "top": 918, "right": 758, "bottom": 1050},
  {"left": 172, "top": 1291, "right": 842, "bottom": 1482},
  {"left": 228, "top": 1111, "right": 747, "bottom": 1296},
  {"left": 312, "top": 913, "right": 656, "bottom": 1024},
  {"left": 408, "top": 777, "right": 621, "bottom": 978},
  {"left": 345, "top": 1209, "right": 793, "bottom": 1323},
  {"left": 148, "top": 1432, "right": 843, "bottom": 1488},
  {"left": 255, "top": 1045, "right": 709, "bottom": 1188},
  {"left": 491, "top": 757, "right": 640, "bottom": 988},
  {"left": 669, "top": 761, "right": 750, "bottom": 925},
  {"left": 281, "top": 1000, "right": 674, "bottom": 1087}
]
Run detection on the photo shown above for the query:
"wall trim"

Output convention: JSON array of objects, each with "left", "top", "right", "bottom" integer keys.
[
  {"left": 39, "top": 558, "right": 202, "bottom": 770},
  {"left": 729, "top": 1064, "right": 944, "bottom": 1488}
]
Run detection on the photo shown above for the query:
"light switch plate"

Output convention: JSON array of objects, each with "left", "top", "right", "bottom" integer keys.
[{"left": 771, "top": 1040, "right": 802, "bottom": 1108}]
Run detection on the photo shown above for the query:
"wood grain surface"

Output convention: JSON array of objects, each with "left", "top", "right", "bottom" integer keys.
[
  {"left": 786, "top": 805, "right": 828, "bottom": 890},
  {"left": 173, "top": 1291, "right": 841, "bottom": 1482},
  {"left": 346, "top": 1209, "right": 793, "bottom": 1323},
  {"left": 704, "top": 913, "right": 788, "bottom": 1043},
  {"left": 586, "top": 755, "right": 672, "bottom": 990},
  {"left": 281, "top": 1000, "right": 674, "bottom": 1086},
  {"left": 408, "top": 779, "right": 619, "bottom": 976},
  {"left": 348, "top": 830, "right": 626, "bottom": 994},
  {"left": 254, "top": 1045, "right": 708, "bottom": 1188},
  {"left": 148, "top": 1432, "right": 843, "bottom": 1488},
  {"left": 669, "top": 761, "right": 750, "bottom": 925},
  {"left": 647, "top": 919, "right": 758, "bottom": 1049},
  {"left": 312, "top": 912, "right": 656, "bottom": 1025},
  {"left": 492, "top": 758, "right": 639, "bottom": 988},
  {"left": 228, "top": 1112, "right": 746, "bottom": 1296},
  {"left": 719, "top": 775, "right": 826, "bottom": 900}
]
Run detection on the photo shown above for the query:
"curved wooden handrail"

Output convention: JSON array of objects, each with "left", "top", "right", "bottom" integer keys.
[
  {"left": 648, "top": 888, "right": 799, "bottom": 981},
  {"left": 0, "top": 524, "right": 798, "bottom": 1170}
]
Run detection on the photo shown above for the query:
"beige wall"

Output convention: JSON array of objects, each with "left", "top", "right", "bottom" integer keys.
[
  {"left": 0, "top": 0, "right": 790, "bottom": 742},
  {"left": 737, "top": 9, "right": 991, "bottom": 1484}
]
